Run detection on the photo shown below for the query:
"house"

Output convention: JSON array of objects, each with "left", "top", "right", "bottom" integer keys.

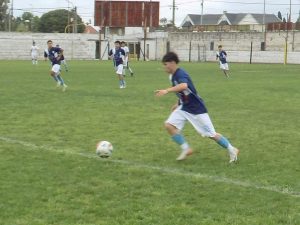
[
  {"left": 84, "top": 25, "right": 101, "bottom": 34},
  {"left": 181, "top": 12, "right": 281, "bottom": 31}
]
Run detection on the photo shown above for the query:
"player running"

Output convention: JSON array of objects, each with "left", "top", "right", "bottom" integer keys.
[
  {"left": 121, "top": 41, "right": 134, "bottom": 76},
  {"left": 30, "top": 41, "right": 39, "bottom": 65},
  {"left": 108, "top": 41, "right": 126, "bottom": 88},
  {"left": 56, "top": 44, "right": 69, "bottom": 72},
  {"left": 155, "top": 52, "right": 239, "bottom": 162},
  {"left": 216, "top": 45, "right": 230, "bottom": 78},
  {"left": 45, "top": 40, "right": 67, "bottom": 91}
]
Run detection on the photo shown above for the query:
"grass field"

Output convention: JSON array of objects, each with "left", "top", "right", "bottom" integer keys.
[{"left": 0, "top": 60, "right": 299, "bottom": 225}]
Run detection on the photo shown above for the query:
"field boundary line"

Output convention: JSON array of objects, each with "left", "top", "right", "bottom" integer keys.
[{"left": 1, "top": 136, "right": 299, "bottom": 198}]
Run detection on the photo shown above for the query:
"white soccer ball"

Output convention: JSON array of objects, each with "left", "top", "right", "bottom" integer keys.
[{"left": 96, "top": 141, "right": 113, "bottom": 158}]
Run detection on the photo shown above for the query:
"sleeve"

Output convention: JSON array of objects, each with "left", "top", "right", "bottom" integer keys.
[
  {"left": 44, "top": 50, "right": 48, "bottom": 58},
  {"left": 176, "top": 71, "right": 189, "bottom": 84},
  {"left": 121, "top": 49, "right": 125, "bottom": 56},
  {"left": 108, "top": 49, "right": 113, "bottom": 56}
]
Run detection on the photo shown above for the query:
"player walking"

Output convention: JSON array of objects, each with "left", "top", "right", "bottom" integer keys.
[
  {"left": 155, "top": 52, "right": 239, "bottom": 162},
  {"left": 121, "top": 41, "right": 134, "bottom": 76},
  {"left": 216, "top": 45, "right": 229, "bottom": 78},
  {"left": 109, "top": 41, "right": 126, "bottom": 88},
  {"left": 45, "top": 40, "right": 67, "bottom": 91},
  {"left": 30, "top": 41, "right": 39, "bottom": 65}
]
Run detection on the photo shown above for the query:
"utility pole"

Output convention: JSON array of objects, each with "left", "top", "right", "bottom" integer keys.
[
  {"left": 74, "top": 6, "right": 78, "bottom": 33},
  {"left": 289, "top": 0, "right": 292, "bottom": 22},
  {"left": 263, "top": 0, "right": 266, "bottom": 50},
  {"left": 200, "top": 0, "right": 203, "bottom": 25},
  {"left": 172, "top": 0, "right": 175, "bottom": 26}
]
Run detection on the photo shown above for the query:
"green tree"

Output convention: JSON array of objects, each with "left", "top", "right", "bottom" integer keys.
[
  {"left": 0, "top": 0, "right": 9, "bottom": 31},
  {"left": 39, "top": 9, "right": 85, "bottom": 33},
  {"left": 277, "top": 11, "right": 282, "bottom": 21}
]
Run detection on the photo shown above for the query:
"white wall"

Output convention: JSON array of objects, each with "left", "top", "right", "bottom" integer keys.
[
  {"left": 0, "top": 32, "right": 101, "bottom": 60},
  {"left": 0, "top": 31, "right": 299, "bottom": 64}
]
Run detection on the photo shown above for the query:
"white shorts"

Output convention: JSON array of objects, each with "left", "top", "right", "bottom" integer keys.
[
  {"left": 115, "top": 64, "right": 124, "bottom": 75},
  {"left": 220, "top": 62, "right": 229, "bottom": 70},
  {"left": 51, "top": 64, "right": 61, "bottom": 74},
  {"left": 31, "top": 53, "right": 38, "bottom": 60},
  {"left": 123, "top": 60, "right": 128, "bottom": 67},
  {"left": 166, "top": 106, "right": 216, "bottom": 137}
]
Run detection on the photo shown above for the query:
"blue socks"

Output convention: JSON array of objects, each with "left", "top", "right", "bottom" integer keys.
[
  {"left": 53, "top": 75, "right": 58, "bottom": 82},
  {"left": 172, "top": 134, "right": 185, "bottom": 145},
  {"left": 172, "top": 134, "right": 190, "bottom": 151},
  {"left": 217, "top": 136, "right": 234, "bottom": 150},
  {"left": 57, "top": 75, "right": 65, "bottom": 85}
]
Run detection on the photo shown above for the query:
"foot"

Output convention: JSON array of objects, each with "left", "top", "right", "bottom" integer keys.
[
  {"left": 229, "top": 148, "right": 239, "bottom": 163},
  {"left": 119, "top": 85, "right": 124, "bottom": 89},
  {"left": 62, "top": 84, "right": 68, "bottom": 92},
  {"left": 130, "top": 72, "right": 134, "bottom": 76},
  {"left": 176, "top": 148, "right": 193, "bottom": 161},
  {"left": 56, "top": 81, "right": 61, "bottom": 87}
]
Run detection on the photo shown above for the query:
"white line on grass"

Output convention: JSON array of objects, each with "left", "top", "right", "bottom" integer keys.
[{"left": 1, "top": 136, "right": 299, "bottom": 198}]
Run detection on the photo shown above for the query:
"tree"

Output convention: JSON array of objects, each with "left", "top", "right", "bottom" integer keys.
[
  {"left": 0, "top": 0, "right": 9, "bottom": 31},
  {"left": 277, "top": 11, "right": 282, "bottom": 21},
  {"left": 159, "top": 17, "right": 168, "bottom": 27},
  {"left": 39, "top": 9, "right": 85, "bottom": 33}
]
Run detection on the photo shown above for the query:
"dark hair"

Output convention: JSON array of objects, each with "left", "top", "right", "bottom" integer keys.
[
  {"left": 47, "top": 40, "right": 52, "bottom": 44},
  {"left": 114, "top": 41, "right": 120, "bottom": 44},
  {"left": 121, "top": 41, "right": 125, "bottom": 44},
  {"left": 218, "top": 45, "right": 222, "bottom": 48},
  {"left": 162, "top": 52, "right": 180, "bottom": 64}
]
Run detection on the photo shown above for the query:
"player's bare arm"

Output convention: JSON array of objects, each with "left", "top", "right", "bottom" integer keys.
[{"left": 155, "top": 83, "right": 188, "bottom": 97}]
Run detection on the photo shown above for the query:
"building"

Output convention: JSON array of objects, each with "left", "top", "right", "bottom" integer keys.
[{"left": 181, "top": 12, "right": 281, "bottom": 32}]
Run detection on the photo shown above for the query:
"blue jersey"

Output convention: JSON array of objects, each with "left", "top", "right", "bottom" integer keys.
[
  {"left": 217, "top": 50, "right": 227, "bottom": 64},
  {"left": 171, "top": 68, "right": 208, "bottom": 114},
  {"left": 109, "top": 48, "right": 125, "bottom": 66},
  {"left": 46, "top": 47, "right": 63, "bottom": 65}
]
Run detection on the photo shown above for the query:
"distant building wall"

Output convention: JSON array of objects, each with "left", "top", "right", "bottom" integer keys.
[{"left": 0, "top": 31, "right": 299, "bottom": 64}]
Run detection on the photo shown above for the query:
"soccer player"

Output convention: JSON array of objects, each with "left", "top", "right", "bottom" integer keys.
[
  {"left": 56, "top": 44, "right": 69, "bottom": 72},
  {"left": 30, "top": 41, "right": 39, "bottom": 65},
  {"left": 155, "top": 52, "right": 239, "bottom": 162},
  {"left": 216, "top": 45, "right": 229, "bottom": 78},
  {"left": 45, "top": 40, "right": 67, "bottom": 91},
  {"left": 108, "top": 41, "right": 126, "bottom": 88},
  {"left": 121, "top": 41, "right": 134, "bottom": 76}
]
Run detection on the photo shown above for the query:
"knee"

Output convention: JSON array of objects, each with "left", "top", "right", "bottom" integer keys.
[
  {"left": 164, "top": 122, "right": 177, "bottom": 135},
  {"left": 209, "top": 133, "right": 221, "bottom": 141}
]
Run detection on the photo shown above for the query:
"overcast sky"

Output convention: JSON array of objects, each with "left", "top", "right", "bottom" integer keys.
[{"left": 12, "top": 0, "right": 300, "bottom": 26}]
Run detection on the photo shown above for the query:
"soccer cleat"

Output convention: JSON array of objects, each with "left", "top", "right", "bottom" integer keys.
[
  {"left": 62, "top": 84, "right": 68, "bottom": 92},
  {"left": 229, "top": 148, "right": 239, "bottom": 163},
  {"left": 176, "top": 148, "right": 193, "bottom": 161},
  {"left": 119, "top": 85, "right": 124, "bottom": 89},
  {"left": 130, "top": 72, "right": 134, "bottom": 76}
]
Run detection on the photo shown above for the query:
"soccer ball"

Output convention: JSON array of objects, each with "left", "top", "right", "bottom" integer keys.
[{"left": 96, "top": 141, "right": 113, "bottom": 158}]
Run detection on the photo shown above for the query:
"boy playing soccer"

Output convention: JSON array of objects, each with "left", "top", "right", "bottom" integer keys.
[
  {"left": 216, "top": 45, "right": 229, "bottom": 78},
  {"left": 109, "top": 41, "right": 126, "bottom": 88},
  {"left": 121, "top": 41, "right": 134, "bottom": 76},
  {"left": 45, "top": 40, "right": 67, "bottom": 91},
  {"left": 155, "top": 52, "right": 239, "bottom": 162}
]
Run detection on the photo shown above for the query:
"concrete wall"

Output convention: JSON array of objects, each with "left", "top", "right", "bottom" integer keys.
[
  {"left": 168, "top": 31, "right": 300, "bottom": 64},
  {"left": 0, "top": 32, "right": 100, "bottom": 60},
  {"left": 0, "top": 31, "right": 299, "bottom": 64}
]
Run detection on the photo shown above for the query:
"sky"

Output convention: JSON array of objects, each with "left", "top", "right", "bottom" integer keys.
[{"left": 11, "top": 0, "right": 300, "bottom": 26}]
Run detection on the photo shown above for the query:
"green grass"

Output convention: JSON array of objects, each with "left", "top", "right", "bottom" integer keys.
[{"left": 0, "top": 60, "right": 299, "bottom": 225}]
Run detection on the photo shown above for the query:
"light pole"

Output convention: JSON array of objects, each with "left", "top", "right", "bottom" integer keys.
[{"left": 200, "top": 0, "right": 203, "bottom": 25}]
